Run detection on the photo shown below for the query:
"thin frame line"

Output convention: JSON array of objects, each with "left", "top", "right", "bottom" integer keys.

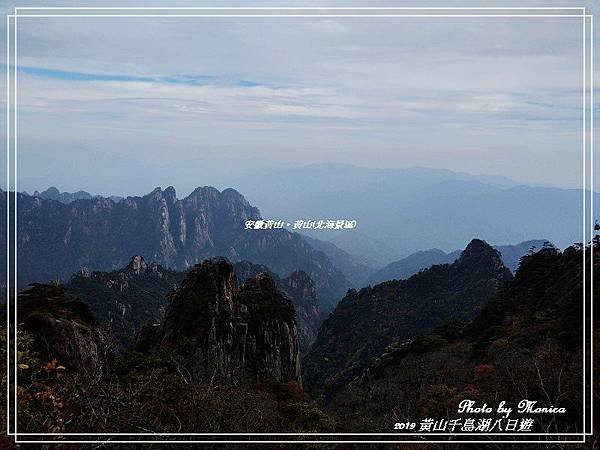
[
  {"left": 16, "top": 432, "right": 589, "bottom": 436},
  {"left": 582, "top": 11, "right": 586, "bottom": 435},
  {"left": 14, "top": 442, "right": 588, "bottom": 445},
  {"left": 6, "top": 8, "right": 593, "bottom": 445},
  {"left": 4, "top": 13, "right": 9, "bottom": 438},
  {"left": 584, "top": 15, "right": 595, "bottom": 433},
  {"left": 13, "top": 7, "right": 588, "bottom": 11},
  {"left": 12, "top": 12, "right": 17, "bottom": 438},
  {"left": 8, "top": 14, "right": 590, "bottom": 18}
]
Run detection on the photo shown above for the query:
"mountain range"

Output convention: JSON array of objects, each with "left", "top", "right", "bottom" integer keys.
[
  {"left": 229, "top": 164, "right": 596, "bottom": 262},
  {"left": 30, "top": 186, "right": 123, "bottom": 204},
  {"left": 18, "top": 163, "right": 596, "bottom": 269},
  {"left": 1, "top": 187, "right": 350, "bottom": 311},
  {"left": 14, "top": 259, "right": 335, "bottom": 434},
  {"left": 9, "top": 234, "right": 593, "bottom": 436}
]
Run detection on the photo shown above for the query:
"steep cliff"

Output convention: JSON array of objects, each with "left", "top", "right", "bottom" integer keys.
[
  {"left": 153, "top": 258, "right": 302, "bottom": 385},
  {"left": 234, "top": 260, "right": 323, "bottom": 352}
]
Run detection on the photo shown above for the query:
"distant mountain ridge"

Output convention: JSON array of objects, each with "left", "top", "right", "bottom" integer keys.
[
  {"left": 30, "top": 186, "right": 123, "bottom": 204},
  {"left": 1, "top": 186, "right": 350, "bottom": 311},
  {"left": 232, "top": 163, "right": 597, "bottom": 260},
  {"left": 300, "top": 234, "right": 376, "bottom": 286},
  {"left": 366, "top": 239, "right": 548, "bottom": 286}
]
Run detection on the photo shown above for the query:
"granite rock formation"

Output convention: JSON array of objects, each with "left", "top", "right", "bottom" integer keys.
[{"left": 153, "top": 258, "right": 302, "bottom": 385}]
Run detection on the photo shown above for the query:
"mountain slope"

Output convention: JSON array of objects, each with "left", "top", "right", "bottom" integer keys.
[
  {"left": 300, "top": 234, "right": 375, "bottom": 286},
  {"left": 65, "top": 255, "right": 184, "bottom": 349},
  {"left": 2, "top": 187, "right": 351, "bottom": 310},
  {"left": 365, "top": 248, "right": 450, "bottom": 286},
  {"left": 328, "top": 243, "right": 593, "bottom": 433},
  {"left": 303, "top": 239, "right": 512, "bottom": 398},
  {"left": 15, "top": 267, "right": 335, "bottom": 434}
]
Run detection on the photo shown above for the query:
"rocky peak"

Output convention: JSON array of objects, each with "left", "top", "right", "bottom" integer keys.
[
  {"left": 453, "top": 238, "right": 511, "bottom": 284},
  {"left": 149, "top": 187, "right": 163, "bottom": 198},
  {"left": 156, "top": 258, "right": 301, "bottom": 385},
  {"left": 42, "top": 186, "right": 60, "bottom": 199},
  {"left": 221, "top": 187, "right": 248, "bottom": 203},
  {"left": 233, "top": 260, "right": 274, "bottom": 285},
  {"left": 164, "top": 186, "right": 177, "bottom": 201},
  {"left": 232, "top": 261, "right": 323, "bottom": 352},
  {"left": 457, "top": 238, "right": 501, "bottom": 263},
  {"left": 175, "top": 257, "right": 238, "bottom": 317},
  {"left": 244, "top": 271, "right": 278, "bottom": 293},
  {"left": 187, "top": 185, "right": 221, "bottom": 203},
  {"left": 126, "top": 255, "right": 148, "bottom": 275}
]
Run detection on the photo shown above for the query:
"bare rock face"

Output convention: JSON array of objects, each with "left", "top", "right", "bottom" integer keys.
[
  {"left": 127, "top": 255, "right": 148, "bottom": 274},
  {"left": 157, "top": 258, "right": 302, "bottom": 385},
  {"left": 280, "top": 270, "right": 322, "bottom": 352},
  {"left": 233, "top": 261, "right": 323, "bottom": 352}
]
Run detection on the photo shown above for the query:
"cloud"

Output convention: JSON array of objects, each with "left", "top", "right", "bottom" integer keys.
[
  {"left": 15, "top": 65, "right": 271, "bottom": 88},
  {"left": 0, "top": 2, "right": 596, "bottom": 193}
]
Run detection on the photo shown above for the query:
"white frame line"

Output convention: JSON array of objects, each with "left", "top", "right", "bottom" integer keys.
[
  {"left": 5, "top": 6, "right": 593, "bottom": 445},
  {"left": 12, "top": 11, "right": 17, "bottom": 440},
  {"left": 13, "top": 7, "right": 589, "bottom": 11},
  {"left": 584, "top": 15, "right": 595, "bottom": 436},
  {"left": 582, "top": 8, "right": 586, "bottom": 436},
  {"left": 7, "top": 14, "right": 590, "bottom": 18}
]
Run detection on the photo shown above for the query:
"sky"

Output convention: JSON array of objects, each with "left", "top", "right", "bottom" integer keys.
[{"left": 1, "top": 0, "right": 599, "bottom": 196}]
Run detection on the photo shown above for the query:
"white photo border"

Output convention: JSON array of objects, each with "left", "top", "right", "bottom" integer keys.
[{"left": 5, "top": 5, "right": 594, "bottom": 445}]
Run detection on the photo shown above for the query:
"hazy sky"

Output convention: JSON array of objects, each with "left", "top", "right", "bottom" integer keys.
[{"left": 1, "top": 1, "right": 599, "bottom": 195}]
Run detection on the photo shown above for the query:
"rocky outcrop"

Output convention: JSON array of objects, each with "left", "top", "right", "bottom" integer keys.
[
  {"left": 234, "top": 261, "right": 323, "bottom": 352},
  {"left": 18, "top": 284, "right": 101, "bottom": 374},
  {"left": 2, "top": 187, "right": 350, "bottom": 310},
  {"left": 155, "top": 258, "right": 302, "bottom": 385},
  {"left": 280, "top": 271, "right": 321, "bottom": 351}
]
